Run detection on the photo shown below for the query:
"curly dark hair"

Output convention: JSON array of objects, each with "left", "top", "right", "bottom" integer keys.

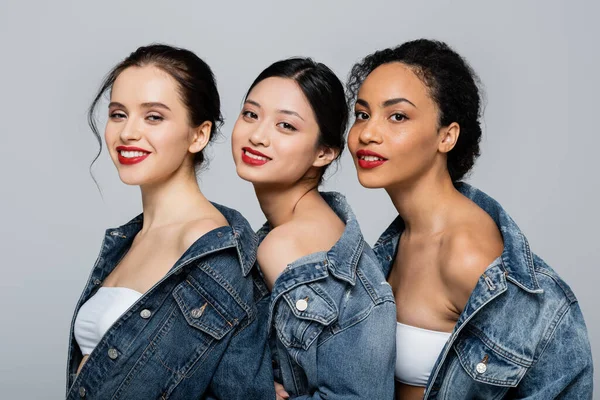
[{"left": 347, "top": 39, "right": 483, "bottom": 182}]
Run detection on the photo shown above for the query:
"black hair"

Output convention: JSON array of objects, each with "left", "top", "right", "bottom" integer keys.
[
  {"left": 347, "top": 39, "right": 483, "bottom": 182},
  {"left": 89, "top": 43, "right": 223, "bottom": 170},
  {"left": 245, "top": 57, "right": 348, "bottom": 183}
]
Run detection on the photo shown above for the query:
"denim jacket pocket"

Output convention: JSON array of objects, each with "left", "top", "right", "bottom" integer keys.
[
  {"left": 173, "top": 275, "right": 239, "bottom": 340},
  {"left": 274, "top": 283, "right": 338, "bottom": 350},
  {"left": 453, "top": 331, "right": 529, "bottom": 388}
]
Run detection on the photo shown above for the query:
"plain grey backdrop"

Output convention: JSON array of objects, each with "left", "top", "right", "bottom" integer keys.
[{"left": 1, "top": 0, "right": 597, "bottom": 398}]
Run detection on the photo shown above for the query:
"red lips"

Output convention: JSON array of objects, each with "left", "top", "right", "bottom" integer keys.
[
  {"left": 356, "top": 149, "right": 387, "bottom": 169},
  {"left": 116, "top": 146, "right": 150, "bottom": 165},
  {"left": 241, "top": 147, "right": 271, "bottom": 166}
]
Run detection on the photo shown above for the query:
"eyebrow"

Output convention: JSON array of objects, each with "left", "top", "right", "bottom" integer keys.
[
  {"left": 244, "top": 99, "right": 305, "bottom": 121},
  {"left": 355, "top": 97, "right": 417, "bottom": 109},
  {"left": 382, "top": 97, "right": 417, "bottom": 108},
  {"left": 108, "top": 102, "right": 171, "bottom": 111}
]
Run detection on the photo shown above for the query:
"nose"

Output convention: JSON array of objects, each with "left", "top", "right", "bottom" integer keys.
[
  {"left": 119, "top": 118, "right": 142, "bottom": 142},
  {"left": 357, "top": 120, "right": 383, "bottom": 145},
  {"left": 249, "top": 121, "right": 270, "bottom": 147}
]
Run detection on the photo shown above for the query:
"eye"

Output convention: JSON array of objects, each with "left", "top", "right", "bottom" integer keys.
[
  {"left": 276, "top": 122, "right": 297, "bottom": 131},
  {"left": 146, "top": 113, "right": 164, "bottom": 122},
  {"left": 109, "top": 111, "right": 127, "bottom": 120},
  {"left": 242, "top": 110, "right": 258, "bottom": 119},
  {"left": 354, "top": 111, "right": 369, "bottom": 120},
  {"left": 390, "top": 113, "right": 407, "bottom": 122}
]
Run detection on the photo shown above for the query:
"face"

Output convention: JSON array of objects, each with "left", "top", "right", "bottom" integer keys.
[
  {"left": 348, "top": 62, "right": 458, "bottom": 189},
  {"left": 105, "top": 65, "right": 208, "bottom": 186},
  {"left": 231, "top": 77, "right": 334, "bottom": 187}
]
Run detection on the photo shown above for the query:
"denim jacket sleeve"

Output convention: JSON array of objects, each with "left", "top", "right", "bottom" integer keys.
[
  {"left": 512, "top": 302, "right": 593, "bottom": 399},
  {"left": 206, "top": 296, "right": 276, "bottom": 400},
  {"left": 293, "top": 301, "right": 396, "bottom": 400}
]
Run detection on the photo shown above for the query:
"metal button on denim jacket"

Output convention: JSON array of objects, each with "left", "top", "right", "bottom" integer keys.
[
  {"left": 66, "top": 203, "right": 276, "bottom": 400},
  {"left": 373, "top": 183, "right": 594, "bottom": 399},
  {"left": 259, "top": 192, "right": 397, "bottom": 400}
]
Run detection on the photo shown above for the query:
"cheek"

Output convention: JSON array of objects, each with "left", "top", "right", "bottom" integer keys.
[{"left": 347, "top": 126, "right": 360, "bottom": 151}]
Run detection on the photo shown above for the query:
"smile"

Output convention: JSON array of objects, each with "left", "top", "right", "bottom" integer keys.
[
  {"left": 242, "top": 147, "right": 271, "bottom": 166},
  {"left": 356, "top": 150, "right": 387, "bottom": 169},
  {"left": 116, "top": 146, "right": 150, "bottom": 165}
]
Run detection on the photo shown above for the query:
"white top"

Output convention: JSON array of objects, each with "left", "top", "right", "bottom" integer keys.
[
  {"left": 74, "top": 287, "right": 142, "bottom": 355},
  {"left": 395, "top": 321, "right": 452, "bottom": 387}
]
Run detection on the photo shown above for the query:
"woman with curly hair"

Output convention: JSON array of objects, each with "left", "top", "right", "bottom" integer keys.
[{"left": 346, "top": 39, "right": 593, "bottom": 399}]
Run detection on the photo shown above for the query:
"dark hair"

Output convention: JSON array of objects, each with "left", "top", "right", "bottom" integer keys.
[
  {"left": 89, "top": 43, "right": 223, "bottom": 169},
  {"left": 245, "top": 57, "right": 348, "bottom": 183},
  {"left": 347, "top": 39, "right": 483, "bottom": 182}
]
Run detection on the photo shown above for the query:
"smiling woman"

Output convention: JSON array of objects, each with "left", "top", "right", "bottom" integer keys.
[
  {"left": 231, "top": 58, "right": 397, "bottom": 400},
  {"left": 65, "top": 44, "right": 276, "bottom": 400}
]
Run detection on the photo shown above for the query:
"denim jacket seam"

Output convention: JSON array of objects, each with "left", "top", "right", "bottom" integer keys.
[
  {"left": 534, "top": 266, "right": 577, "bottom": 304},
  {"left": 316, "top": 301, "right": 391, "bottom": 348},
  {"left": 196, "top": 261, "right": 254, "bottom": 319},
  {"left": 531, "top": 299, "right": 572, "bottom": 365},
  {"left": 464, "top": 325, "right": 533, "bottom": 367}
]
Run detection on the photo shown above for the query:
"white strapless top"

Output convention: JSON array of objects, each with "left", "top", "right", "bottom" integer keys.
[
  {"left": 395, "top": 321, "right": 452, "bottom": 387},
  {"left": 74, "top": 287, "right": 142, "bottom": 355}
]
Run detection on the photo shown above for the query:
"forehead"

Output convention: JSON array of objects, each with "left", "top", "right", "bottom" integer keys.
[
  {"left": 111, "top": 65, "right": 181, "bottom": 104},
  {"left": 248, "top": 77, "right": 313, "bottom": 114},
  {"left": 358, "top": 62, "right": 431, "bottom": 106}
]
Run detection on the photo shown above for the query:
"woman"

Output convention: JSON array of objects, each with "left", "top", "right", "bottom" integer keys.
[
  {"left": 347, "top": 39, "right": 593, "bottom": 399},
  {"left": 231, "top": 58, "right": 396, "bottom": 399},
  {"left": 66, "top": 44, "right": 275, "bottom": 400}
]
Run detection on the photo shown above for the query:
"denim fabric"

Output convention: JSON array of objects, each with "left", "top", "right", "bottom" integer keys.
[
  {"left": 373, "top": 183, "right": 594, "bottom": 399},
  {"left": 66, "top": 203, "right": 276, "bottom": 400},
  {"left": 259, "top": 192, "right": 397, "bottom": 399}
]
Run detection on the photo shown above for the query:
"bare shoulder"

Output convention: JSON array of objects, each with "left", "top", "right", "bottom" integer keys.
[
  {"left": 440, "top": 214, "right": 503, "bottom": 311},
  {"left": 179, "top": 213, "right": 229, "bottom": 253},
  {"left": 258, "top": 216, "right": 342, "bottom": 269},
  {"left": 258, "top": 223, "right": 306, "bottom": 270}
]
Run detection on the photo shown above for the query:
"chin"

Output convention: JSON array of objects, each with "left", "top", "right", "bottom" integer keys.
[{"left": 354, "top": 171, "right": 385, "bottom": 189}]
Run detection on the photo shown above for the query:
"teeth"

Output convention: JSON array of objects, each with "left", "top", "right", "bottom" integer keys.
[
  {"left": 120, "top": 150, "right": 148, "bottom": 158},
  {"left": 244, "top": 150, "right": 268, "bottom": 161},
  {"left": 360, "top": 155, "right": 384, "bottom": 161}
]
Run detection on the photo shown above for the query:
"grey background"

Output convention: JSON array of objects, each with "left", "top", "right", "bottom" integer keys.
[{"left": 1, "top": 0, "right": 597, "bottom": 398}]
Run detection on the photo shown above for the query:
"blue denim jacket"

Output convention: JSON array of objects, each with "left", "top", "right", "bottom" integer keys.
[
  {"left": 373, "top": 183, "right": 594, "bottom": 399},
  {"left": 66, "top": 203, "right": 276, "bottom": 400},
  {"left": 259, "top": 192, "right": 397, "bottom": 399}
]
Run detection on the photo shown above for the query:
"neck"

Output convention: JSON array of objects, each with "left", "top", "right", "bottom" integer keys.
[
  {"left": 255, "top": 179, "right": 319, "bottom": 228},
  {"left": 386, "top": 170, "right": 460, "bottom": 236},
  {"left": 139, "top": 165, "right": 209, "bottom": 232}
]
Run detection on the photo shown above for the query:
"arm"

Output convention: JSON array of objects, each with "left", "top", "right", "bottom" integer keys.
[
  {"left": 513, "top": 302, "right": 593, "bottom": 399},
  {"left": 206, "top": 297, "right": 277, "bottom": 400},
  {"left": 293, "top": 301, "right": 396, "bottom": 400}
]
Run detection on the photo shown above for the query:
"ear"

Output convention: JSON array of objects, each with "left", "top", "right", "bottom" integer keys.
[
  {"left": 438, "top": 122, "right": 460, "bottom": 154},
  {"left": 312, "top": 146, "right": 339, "bottom": 168},
  {"left": 188, "top": 121, "right": 213, "bottom": 154}
]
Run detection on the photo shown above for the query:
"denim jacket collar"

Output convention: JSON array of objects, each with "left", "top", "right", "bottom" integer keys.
[
  {"left": 258, "top": 191, "right": 364, "bottom": 288},
  {"left": 258, "top": 192, "right": 365, "bottom": 327},
  {"left": 104, "top": 202, "right": 258, "bottom": 277},
  {"left": 373, "top": 183, "right": 542, "bottom": 293}
]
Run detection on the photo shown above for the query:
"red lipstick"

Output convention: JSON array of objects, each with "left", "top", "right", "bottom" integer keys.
[
  {"left": 356, "top": 149, "right": 387, "bottom": 169},
  {"left": 241, "top": 147, "right": 271, "bottom": 166},
  {"left": 116, "top": 146, "right": 150, "bottom": 165}
]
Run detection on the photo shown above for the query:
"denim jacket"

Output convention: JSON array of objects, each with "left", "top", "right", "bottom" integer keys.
[
  {"left": 66, "top": 203, "right": 276, "bottom": 400},
  {"left": 373, "top": 183, "right": 594, "bottom": 399},
  {"left": 259, "top": 192, "right": 397, "bottom": 399}
]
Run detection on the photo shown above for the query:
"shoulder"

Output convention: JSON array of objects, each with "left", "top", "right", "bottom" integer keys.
[
  {"left": 440, "top": 224, "right": 503, "bottom": 309},
  {"left": 257, "top": 222, "right": 309, "bottom": 269},
  {"left": 179, "top": 214, "right": 229, "bottom": 253}
]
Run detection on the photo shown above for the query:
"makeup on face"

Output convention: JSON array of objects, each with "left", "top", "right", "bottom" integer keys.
[
  {"left": 241, "top": 146, "right": 271, "bottom": 166},
  {"left": 356, "top": 149, "right": 388, "bottom": 169},
  {"left": 116, "top": 146, "right": 151, "bottom": 165}
]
